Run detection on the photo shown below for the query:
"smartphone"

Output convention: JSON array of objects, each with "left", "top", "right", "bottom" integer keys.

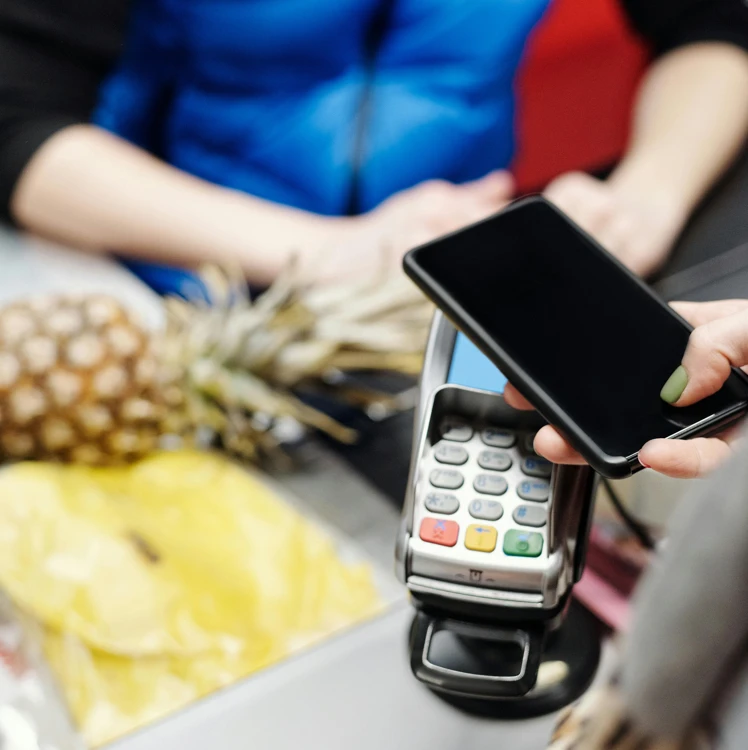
[{"left": 403, "top": 196, "right": 748, "bottom": 478}]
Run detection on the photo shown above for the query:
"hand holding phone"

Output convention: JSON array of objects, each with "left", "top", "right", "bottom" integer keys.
[
  {"left": 507, "top": 298, "right": 748, "bottom": 479},
  {"left": 404, "top": 197, "right": 748, "bottom": 479}
]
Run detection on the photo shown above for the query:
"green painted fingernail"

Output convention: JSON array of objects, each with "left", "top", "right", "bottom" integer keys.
[{"left": 661, "top": 365, "right": 688, "bottom": 404}]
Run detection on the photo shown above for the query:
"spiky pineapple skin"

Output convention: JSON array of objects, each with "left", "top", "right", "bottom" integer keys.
[{"left": 0, "top": 295, "right": 171, "bottom": 465}]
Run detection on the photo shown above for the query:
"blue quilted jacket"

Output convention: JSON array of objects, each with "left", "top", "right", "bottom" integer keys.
[{"left": 95, "top": 0, "right": 550, "bottom": 295}]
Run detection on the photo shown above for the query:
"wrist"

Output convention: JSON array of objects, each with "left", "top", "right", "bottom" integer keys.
[
  {"left": 608, "top": 155, "right": 697, "bottom": 225},
  {"left": 608, "top": 160, "right": 688, "bottom": 226},
  {"left": 319, "top": 214, "right": 362, "bottom": 246},
  {"left": 218, "top": 189, "right": 360, "bottom": 284}
]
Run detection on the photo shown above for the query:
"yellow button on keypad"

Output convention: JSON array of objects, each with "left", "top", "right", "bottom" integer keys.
[{"left": 464, "top": 524, "right": 498, "bottom": 553}]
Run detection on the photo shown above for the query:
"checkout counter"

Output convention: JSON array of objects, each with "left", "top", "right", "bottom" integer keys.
[
  {"left": 2, "top": 147, "right": 748, "bottom": 750},
  {"left": 0, "top": 234, "right": 560, "bottom": 750}
]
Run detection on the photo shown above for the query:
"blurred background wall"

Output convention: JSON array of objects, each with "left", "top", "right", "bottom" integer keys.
[{"left": 513, "top": 0, "right": 649, "bottom": 191}]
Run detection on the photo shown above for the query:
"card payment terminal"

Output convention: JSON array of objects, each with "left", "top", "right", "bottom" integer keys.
[{"left": 396, "top": 314, "right": 600, "bottom": 715}]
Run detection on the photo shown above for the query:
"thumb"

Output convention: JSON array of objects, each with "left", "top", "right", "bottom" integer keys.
[
  {"left": 670, "top": 299, "right": 748, "bottom": 327},
  {"left": 639, "top": 437, "right": 733, "bottom": 478},
  {"left": 463, "top": 170, "right": 515, "bottom": 202},
  {"left": 661, "top": 308, "right": 748, "bottom": 406}
]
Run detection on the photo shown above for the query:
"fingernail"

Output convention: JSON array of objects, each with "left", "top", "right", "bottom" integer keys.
[
  {"left": 639, "top": 456, "right": 651, "bottom": 469},
  {"left": 660, "top": 365, "right": 688, "bottom": 404}
]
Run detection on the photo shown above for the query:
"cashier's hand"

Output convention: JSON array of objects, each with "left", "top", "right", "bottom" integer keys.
[
  {"left": 505, "top": 299, "right": 748, "bottom": 479},
  {"left": 364, "top": 170, "right": 515, "bottom": 255},
  {"left": 544, "top": 172, "right": 686, "bottom": 278},
  {"left": 304, "top": 171, "right": 514, "bottom": 284}
]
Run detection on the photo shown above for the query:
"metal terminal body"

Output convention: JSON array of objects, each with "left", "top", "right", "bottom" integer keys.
[{"left": 396, "top": 313, "right": 597, "bottom": 618}]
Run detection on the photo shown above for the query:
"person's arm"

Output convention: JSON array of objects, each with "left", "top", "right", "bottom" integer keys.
[
  {"left": 608, "top": 41, "right": 748, "bottom": 238},
  {"left": 11, "top": 124, "right": 514, "bottom": 285},
  {"left": 0, "top": 0, "right": 346, "bottom": 285},
  {"left": 545, "top": 0, "right": 748, "bottom": 278},
  {"left": 10, "top": 125, "right": 354, "bottom": 285},
  {"left": 0, "top": 0, "right": 513, "bottom": 286}
]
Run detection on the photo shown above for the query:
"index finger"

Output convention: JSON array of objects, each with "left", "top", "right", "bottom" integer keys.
[
  {"left": 503, "top": 386, "right": 586, "bottom": 463},
  {"left": 503, "top": 383, "right": 534, "bottom": 411},
  {"left": 534, "top": 425, "right": 586, "bottom": 465},
  {"left": 670, "top": 299, "right": 748, "bottom": 328}
]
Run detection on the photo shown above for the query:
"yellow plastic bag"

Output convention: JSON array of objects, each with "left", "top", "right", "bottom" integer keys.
[{"left": 0, "top": 451, "right": 383, "bottom": 746}]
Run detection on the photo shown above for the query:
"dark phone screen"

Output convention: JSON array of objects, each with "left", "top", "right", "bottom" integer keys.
[{"left": 411, "top": 199, "right": 748, "bottom": 458}]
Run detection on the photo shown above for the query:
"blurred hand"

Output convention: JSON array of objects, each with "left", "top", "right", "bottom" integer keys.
[
  {"left": 300, "top": 171, "right": 514, "bottom": 284},
  {"left": 505, "top": 299, "right": 748, "bottom": 479},
  {"left": 365, "top": 170, "right": 514, "bottom": 251},
  {"left": 544, "top": 171, "right": 687, "bottom": 278}
]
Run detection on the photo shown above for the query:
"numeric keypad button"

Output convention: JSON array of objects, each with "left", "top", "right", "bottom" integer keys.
[
  {"left": 517, "top": 479, "right": 550, "bottom": 502},
  {"left": 434, "top": 442, "right": 469, "bottom": 465},
  {"left": 441, "top": 421, "right": 473, "bottom": 442},
  {"left": 521, "top": 456, "right": 552, "bottom": 479},
  {"left": 477, "top": 449, "right": 512, "bottom": 472},
  {"left": 469, "top": 499, "right": 504, "bottom": 521},
  {"left": 473, "top": 474, "right": 508, "bottom": 496},
  {"left": 425, "top": 492, "right": 460, "bottom": 515},
  {"left": 513, "top": 505, "right": 547, "bottom": 527},
  {"left": 481, "top": 428, "right": 516, "bottom": 448},
  {"left": 430, "top": 469, "right": 465, "bottom": 490}
]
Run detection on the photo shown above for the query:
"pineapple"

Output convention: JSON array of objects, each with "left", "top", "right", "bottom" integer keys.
[{"left": 0, "top": 267, "right": 431, "bottom": 466}]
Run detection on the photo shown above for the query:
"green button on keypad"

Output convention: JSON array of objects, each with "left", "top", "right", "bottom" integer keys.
[{"left": 503, "top": 529, "right": 543, "bottom": 557}]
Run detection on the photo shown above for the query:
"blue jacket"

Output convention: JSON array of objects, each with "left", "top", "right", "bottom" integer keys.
[{"left": 95, "top": 0, "right": 549, "bottom": 295}]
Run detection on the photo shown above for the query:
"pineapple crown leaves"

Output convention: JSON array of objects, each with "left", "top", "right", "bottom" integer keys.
[
  {"left": 168, "top": 262, "right": 431, "bottom": 377},
  {"left": 161, "top": 263, "right": 432, "bottom": 454}
]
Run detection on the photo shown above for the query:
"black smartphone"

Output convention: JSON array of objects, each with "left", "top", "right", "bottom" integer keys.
[{"left": 404, "top": 195, "right": 748, "bottom": 478}]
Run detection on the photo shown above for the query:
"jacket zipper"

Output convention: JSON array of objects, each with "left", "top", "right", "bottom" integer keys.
[{"left": 345, "top": 0, "right": 394, "bottom": 216}]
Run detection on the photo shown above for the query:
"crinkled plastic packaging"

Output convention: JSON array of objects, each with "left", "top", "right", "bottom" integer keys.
[
  {"left": 0, "top": 592, "right": 83, "bottom": 750},
  {"left": 0, "top": 451, "right": 383, "bottom": 746}
]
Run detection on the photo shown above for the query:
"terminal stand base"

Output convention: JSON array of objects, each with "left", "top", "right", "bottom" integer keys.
[{"left": 418, "top": 601, "right": 602, "bottom": 720}]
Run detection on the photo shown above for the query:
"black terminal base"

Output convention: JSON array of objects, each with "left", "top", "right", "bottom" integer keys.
[{"left": 416, "top": 601, "right": 602, "bottom": 720}]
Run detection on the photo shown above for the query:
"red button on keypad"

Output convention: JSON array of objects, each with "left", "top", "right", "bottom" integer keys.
[{"left": 419, "top": 518, "right": 459, "bottom": 547}]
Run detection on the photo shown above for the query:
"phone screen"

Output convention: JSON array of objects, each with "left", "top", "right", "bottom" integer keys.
[{"left": 412, "top": 199, "right": 748, "bottom": 459}]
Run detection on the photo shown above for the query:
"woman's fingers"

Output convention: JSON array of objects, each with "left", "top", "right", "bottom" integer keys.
[
  {"left": 464, "top": 170, "right": 515, "bottom": 204},
  {"left": 544, "top": 172, "right": 615, "bottom": 237},
  {"left": 531, "top": 429, "right": 736, "bottom": 476},
  {"left": 503, "top": 383, "right": 534, "bottom": 410},
  {"left": 663, "top": 308, "right": 748, "bottom": 406},
  {"left": 670, "top": 299, "right": 748, "bottom": 327},
  {"left": 505, "top": 421, "right": 735, "bottom": 476},
  {"left": 639, "top": 437, "right": 733, "bottom": 479},
  {"left": 503, "top": 387, "right": 587, "bottom": 464},
  {"left": 534, "top": 426, "right": 587, "bottom": 465}
]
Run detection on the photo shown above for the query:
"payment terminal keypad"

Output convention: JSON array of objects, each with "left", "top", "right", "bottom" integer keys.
[{"left": 415, "top": 418, "right": 552, "bottom": 577}]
